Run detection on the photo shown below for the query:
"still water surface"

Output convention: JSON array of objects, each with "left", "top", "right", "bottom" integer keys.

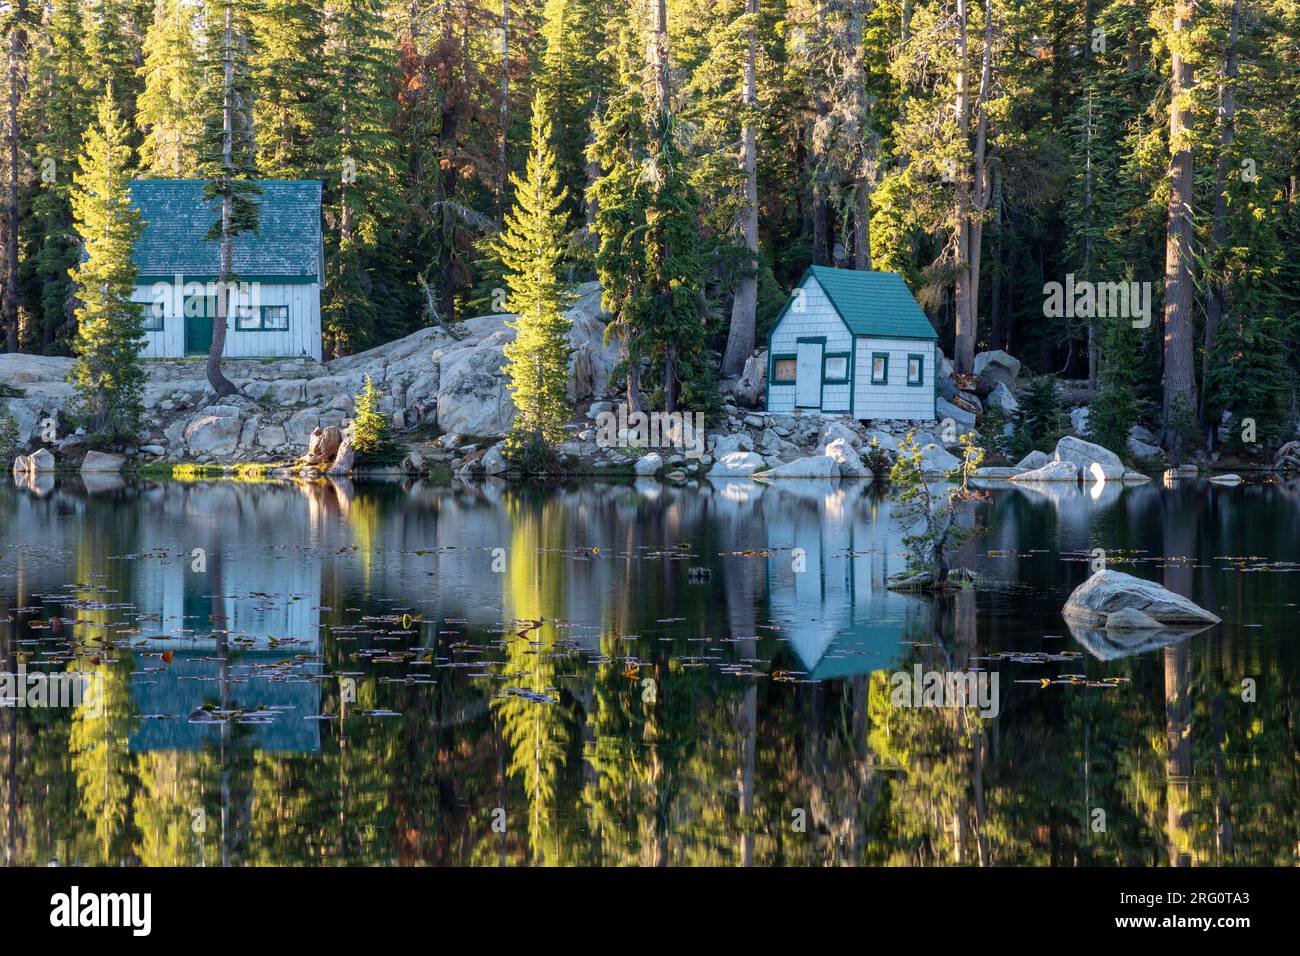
[{"left": 1, "top": 475, "right": 1297, "bottom": 865}]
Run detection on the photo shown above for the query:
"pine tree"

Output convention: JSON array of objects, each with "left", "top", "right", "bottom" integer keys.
[
  {"left": 588, "top": 8, "right": 716, "bottom": 415},
  {"left": 69, "top": 87, "right": 146, "bottom": 442},
  {"left": 495, "top": 91, "right": 574, "bottom": 454},
  {"left": 319, "top": 0, "right": 400, "bottom": 356},
  {"left": 137, "top": 0, "right": 204, "bottom": 177},
  {"left": 352, "top": 373, "right": 404, "bottom": 464},
  {"left": 28, "top": 0, "right": 95, "bottom": 351},
  {"left": 248, "top": 0, "right": 325, "bottom": 179}
]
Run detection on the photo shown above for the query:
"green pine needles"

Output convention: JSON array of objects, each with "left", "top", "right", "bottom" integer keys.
[
  {"left": 69, "top": 87, "right": 146, "bottom": 445},
  {"left": 352, "top": 374, "right": 405, "bottom": 466},
  {"left": 494, "top": 92, "right": 574, "bottom": 459}
]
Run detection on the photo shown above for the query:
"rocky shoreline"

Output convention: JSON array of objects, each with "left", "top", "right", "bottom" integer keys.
[{"left": 2, "top": 279, "right": 1284, "bottom": 484}]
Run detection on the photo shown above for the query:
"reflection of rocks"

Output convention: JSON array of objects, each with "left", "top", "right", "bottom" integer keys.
[
  {"left": 1066, "top": 618, "right": 1211, "bottom": 661},
  {"left": 1063, "top": 569, "right": 1221, "bottom": 627},
  {"left": 80, "top": 473, "right": 127, "bottom": 494}
]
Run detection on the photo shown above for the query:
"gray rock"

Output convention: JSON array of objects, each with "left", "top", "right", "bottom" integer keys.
[
  {"left": 481, "top": 443, "right": 509, "bottom": 476},
  {"left": 634, "top": 452, "right": 663, "bottom": 476},
  {"left": 707, "top": 451, "right": 766, "bottom": 477},
  {"left": 435, "top": 346, "right": 515, "bottom": 438},
  {"left": 140, "top": 444, "right": 165, "bottom": 456},
  {"left": 27, "top": 448, "right": 56, "bottom": 472},
  {"left": 1055, "top": 435, "right": 1124, "bottom": 480},
  {"left": 823, "top": 438, "right": 871, "bottom": 478},
  {"left": 936, "top": 397, "right": 977, "bottom": 429},
  {"left": 974, "top": 466, "right": 1024, "bottom": 479},
  {"left": 986, "top": 381, "right": 1019, "bottom": 414},
  {"left": 1010, "top": 459, "right": 1080, "bottom": 482},
  {"left": 255, "top": 425, "right": 288, "bottom": 450},
  {"left": 1129, "top": 424, "right": 1155, "bottom": 443},
  {"left": 1104, "top": 607, "right": 1165, "bottom": 631},
  {"left": 973, "top": 349, "right": 1021, "bottom": 390},
  {"left": 1208, "top": 472, "right": 1242, "bottom": 484},
  {"left": 80, "top": 450, "right": 125, "bottom": 473},
  {"left": 712, "top": 432, "right": 754, "bottom": 457},
  {"left": 1127, "top": 436, "right": 1164, "bottom": 463},
  {"left": 1063, "top": 569, "right": 1222, "bottom": 627},
  {"left": 754, "top": 454, "right": 839, "bottom": 479},
  {"left": 184, "top": 414, "right": 241, "bottom": 457},
  {"left": 1015, "top": 450, "right": 1052, "bottom": 470},
  {"left": 919, "top": 443, "right": 961, "bottom": 476},
  {"left": 1069, "top": 405, "right": 1091, "bottom": 436}
]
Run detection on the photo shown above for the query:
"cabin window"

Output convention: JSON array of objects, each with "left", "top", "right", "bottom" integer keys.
[
  {"left": 907, "top": 353, "right": 924, "bottom": 386},
  {"left": 823, "top": 354, "right": 849, "bottom": 383},
  {"left": 261, "top": 305, "right": 289, "bottom": 330},
  {"left": 870, "top": 352, "right": 889, "bottom": 384},
  {"left": 236, "top": 305, "right": 290, "bottom": 331},
  {"left": 772, "top": 356, "right": 797, "bottom": 384},
  {"left": 138, "top": 303, "right": 164, "bottom": 332}
]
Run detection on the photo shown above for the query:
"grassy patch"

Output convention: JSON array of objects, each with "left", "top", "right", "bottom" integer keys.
[{"left": 138, "top": 461, "right": 286, "bottom": 482}]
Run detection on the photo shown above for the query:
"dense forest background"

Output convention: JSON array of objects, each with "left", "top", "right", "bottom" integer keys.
[{"left": 0, "top": 0, "right": 1297, "bottom": 445}]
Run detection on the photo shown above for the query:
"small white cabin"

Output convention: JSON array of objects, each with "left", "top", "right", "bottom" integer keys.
[
  {"left": 766, "top": 266, "right": 938, "bottom": 421},
  {"left": 127, "top": 180, "right": 324, "bottom": 361}
]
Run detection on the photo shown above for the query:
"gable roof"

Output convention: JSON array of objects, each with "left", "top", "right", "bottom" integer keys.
[
  {"left": 800, "top": 265, "right": 938, "bottom": 340},
  {"left": 127, "top": 180, "right": 322, "bottom": 282}
]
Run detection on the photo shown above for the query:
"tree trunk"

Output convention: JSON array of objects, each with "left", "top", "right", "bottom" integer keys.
[
  {"left": 1161, "top": 0, "right": 1197, "bottom": 442},
  {"left": 721, "top": 0, "right": 760, "bottom": 377},
  {"left": 3, "top": 2, "right": 25, "bottom": 353},
  {"left": 207, "top": 8, "right": 238, "bottom": 398},
  {"left": 851, "top": 0, "right": 872, "bottom": 271},
  {"left": 1200, "top": 0, "right": 1240, "bottom": 438}
]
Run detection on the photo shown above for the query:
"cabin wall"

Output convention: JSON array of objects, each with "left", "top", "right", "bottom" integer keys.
[
  {"left": 852, "top": 338, "right": 935, "bottom": 420},
  {"left": 132, "top": 281, "right": 322, "bottom": 362},
  {"left": 766, "top": 278, "right": 853, "bottom": 413}
]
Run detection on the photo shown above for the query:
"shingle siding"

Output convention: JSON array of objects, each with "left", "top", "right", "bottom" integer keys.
[
  {"left": 128, "top": 180, "right": 322, "bottom": 279},
  {"left": 853, "top": 338, "right": 935, "bottom": 420},
  {"left": 767, "top": 278, "right": 853, "bottom": 413}
]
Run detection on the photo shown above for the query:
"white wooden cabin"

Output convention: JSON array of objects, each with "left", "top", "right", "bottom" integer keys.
[
  {"left": 127, "top": 180, "right": 324, "bottom": 361},
  {"left": 766, "top": 266, "right": 938, "bottom": 421}
]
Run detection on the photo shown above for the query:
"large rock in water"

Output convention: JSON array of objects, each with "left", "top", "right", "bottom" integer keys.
[
  {"left": 27, "top": 447, "right": 56, "bottom": 472},
  {"left": 1010, "top": 459, "right": 1079, "bottom": 482},
  {"left": 1054, "top": 435, "right": 1125, "bottom": 480},
  {"left": 1063, "top": 570, "right": 1221, "bottom": 627},
  {"left": 80, "top": 450, "right": 125, "bottom": 473},
  {"left": 755, "top": 454, "right": 839, "bottom": 479}
]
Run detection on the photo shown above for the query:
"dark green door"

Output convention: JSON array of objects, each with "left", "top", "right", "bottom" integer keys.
[{"left": 184, "top": 297, "right": 215, "bottom": 355}]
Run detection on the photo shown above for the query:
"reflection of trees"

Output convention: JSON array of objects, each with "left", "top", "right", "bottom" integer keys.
[{"left": 491, "top": 491, "right": 582, "bottom": 864}]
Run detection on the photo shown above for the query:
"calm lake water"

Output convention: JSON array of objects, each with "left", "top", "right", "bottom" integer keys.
[{"left": 1, "top": 474, "right": 1297, "bottom": 866}]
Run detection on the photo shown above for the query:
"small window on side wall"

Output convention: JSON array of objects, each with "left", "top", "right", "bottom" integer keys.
[
  {"left": 261, "top": 305, "right": 289, "bottom": 330},
  {"left": 824, "top": 355, "right": 849, "bottom": 382},
  {"left": 870, "top": 352, "right": 889, "bottom": 384},
  {"left": 907, "top": 353, "right": 924, "bottom": 386},
  {"left": 773, "top": 357, "right": 797, "bottom": 383},
  {"left": 139, "top": 303, "right": 164, "bottom": 332}
]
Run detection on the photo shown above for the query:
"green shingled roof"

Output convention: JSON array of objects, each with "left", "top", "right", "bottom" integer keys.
[
  {"left": 127, "top": 180, "right": 322, "bottom": 281},
  {"left": 804, "top": 265, "right": 938, "bottom": 340}
]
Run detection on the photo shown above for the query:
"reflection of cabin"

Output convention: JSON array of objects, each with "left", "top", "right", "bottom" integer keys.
[
  {"left": 129, "top": 652, "right": 321, "bottom": 753},
  {"left": 127, "top": 180, "right": 323, "bottom": 361},
  {"left": 763, "top": 484, "right": 933, "bottom": 679},
  {"left": 766, "top": 267, "right": 938, "bottom": 421}
]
